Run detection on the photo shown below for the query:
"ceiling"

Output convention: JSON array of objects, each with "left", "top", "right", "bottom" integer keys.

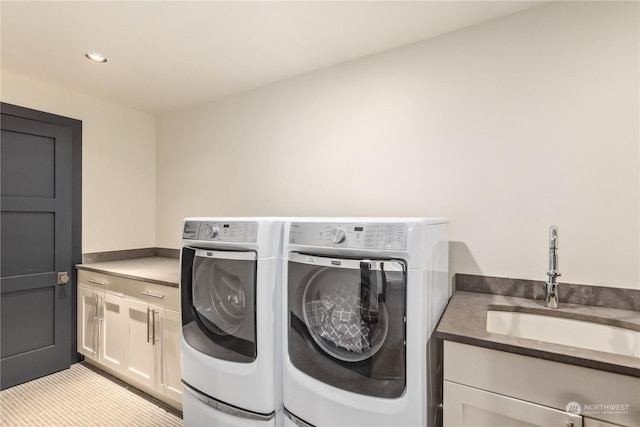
[{"left": 1, "top": 1, "right": 547, "bottom": 115}]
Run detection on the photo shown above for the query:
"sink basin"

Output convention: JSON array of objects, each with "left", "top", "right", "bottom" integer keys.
[{"left": 486, "top": 309, "right": 640, "bottom": 358}]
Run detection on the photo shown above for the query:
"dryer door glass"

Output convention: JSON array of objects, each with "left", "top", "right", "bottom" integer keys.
[
  {"left": 288, "top": 252, "right": 406, "bottom": 398},
  {"left": 181, "top": 246, "right": 257, "bottom": 363}
]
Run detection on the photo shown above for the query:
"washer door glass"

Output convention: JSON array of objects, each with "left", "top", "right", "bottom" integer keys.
[
  {"left": 181, "top": 247, "right": 257, "bottom": 363},
  {"left": 288, "top": 253, "right": 406, "bottom": 398},
  {"left": 193, "top": 256, "right": 248, "bottom": 335}
]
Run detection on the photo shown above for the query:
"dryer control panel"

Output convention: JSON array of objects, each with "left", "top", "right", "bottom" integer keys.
[
  {"left": 183, "top": 220, "right": 258, "bottom": 243},
  {"left": 289, "top": 222, "right": 407, "bottom": 250}
]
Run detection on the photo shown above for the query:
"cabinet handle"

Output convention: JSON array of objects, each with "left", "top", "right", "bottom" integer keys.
[
  {"left": 140, "top": 291, "right": 164, "bottom": 299},
  {"left": 152, "top": 309, "right": 157, "bottom": 346},
  {"left": 92, "top": 294, "right": 99, "bottom": 321},
  {"left": 97, "top": 296, "right": 102, "bottom": 356},
  {"left": 146, "top": 307, "right": 151, "bottom": 343},
  {"left": 93, "top": 294, "right": 99, "bottom": 358},
  {"left": 93, "top": 295, "right": 104, "bottom": 321},
  {"left": 89, "top": 279, "right": 107, "bottom": 286}
]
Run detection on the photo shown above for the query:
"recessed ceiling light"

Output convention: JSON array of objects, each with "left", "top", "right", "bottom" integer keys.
[{"left": 85, "top": 52, "right": 107, "bottom": 63}]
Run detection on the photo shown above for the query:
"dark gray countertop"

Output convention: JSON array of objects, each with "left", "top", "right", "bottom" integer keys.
[
  {"left": 435, "top": 291, "right": 640, "bottom": 377},
  {"left": 76, "top": 257, "right": 179, "bottom": 288}
]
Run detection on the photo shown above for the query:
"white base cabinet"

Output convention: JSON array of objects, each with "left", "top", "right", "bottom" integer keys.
[
  {"left": 77, "top": 270, "right": 182, "bottom": 410},
  {"left": 158, "top": 308, "right": 182, "bottom": 403},
  {"left": 443, "top": 341, "right": 639, "bottom": 427},
  {"left": 78, "top": 285, "right": 99, "bottom": 358},
  {"left": 77, "top": 271, "right": 125, "bottom": 372},
  {"left": 101, "top": 293, "right": 126, "bottom": 371},
  {"left": 122, "top": 278, "right": 183, "bottom": 408},
  {"left": 123, "top": 297, "right": 157, "bottom": 389},
  {"left": 444, "top": 381, "right": 582, "bottom": 427}
]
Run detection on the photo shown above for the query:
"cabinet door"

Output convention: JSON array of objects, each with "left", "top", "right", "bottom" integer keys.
[
  {"left": 77, "top": 286, "right": 98, "bottom": 360},
  {"left": 444, "top": 381, "right": 583, "bottom": 427},
  {"left": 158, "top": 308, "right": 182, "bottom": 403},
  {"left": 99, "top": 293, "right": 125, "bottom": 372},
  {"left": 123, "top": 298, "right": 156, "bottom": 389}
]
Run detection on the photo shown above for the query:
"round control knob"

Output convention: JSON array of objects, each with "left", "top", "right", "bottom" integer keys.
[
  {"left": 332, "top": 228, "right": 346, "bottom": 244},
  {"left": 203, "top": 225, "right": 218, "bottom": 238}
]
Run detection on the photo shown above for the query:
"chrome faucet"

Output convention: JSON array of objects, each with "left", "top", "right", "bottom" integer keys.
[{"left": 545, "top": 225, "right": 561, "bottom": 308}]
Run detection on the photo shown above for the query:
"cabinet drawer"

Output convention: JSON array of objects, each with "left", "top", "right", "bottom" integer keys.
[
  {"left": 124, "top": 279, "right": 179, "bottom": 311},
  {"left": 77, "top": 270, "right": 124, "bottom": 297}
]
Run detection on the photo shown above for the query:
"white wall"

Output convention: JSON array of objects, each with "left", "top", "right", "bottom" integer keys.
[
  {"left": 1, "top": 70, "right": 157, "bottom": 253},
  {"left": 157, "top": 1, "right": 639, "bottom": 289}
]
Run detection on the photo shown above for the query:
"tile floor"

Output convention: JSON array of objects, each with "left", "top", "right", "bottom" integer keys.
[{"left": 0, "top": 362, "right": 183, "bottom": 426}]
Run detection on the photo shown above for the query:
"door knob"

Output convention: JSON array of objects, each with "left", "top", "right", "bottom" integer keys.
[{"left": 57, "top": 272, "right": 70, "bottom": 285}]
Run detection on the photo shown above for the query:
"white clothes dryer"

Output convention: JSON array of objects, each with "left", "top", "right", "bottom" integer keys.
[
  {"left": 180, "top": 218, "right": 284, "bottom": 426},
  {"left": 282, "top": 218, "right": 448, "bottom": 427}
]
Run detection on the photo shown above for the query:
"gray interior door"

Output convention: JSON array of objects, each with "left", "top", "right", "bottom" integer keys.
[{"left": 1, "top": 104, "right": 81, "bottom": 389}]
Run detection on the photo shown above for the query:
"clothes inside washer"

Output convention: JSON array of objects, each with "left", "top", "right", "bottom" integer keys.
[{"left": 304, "top": 283, "right": 372, "bottom": 354}]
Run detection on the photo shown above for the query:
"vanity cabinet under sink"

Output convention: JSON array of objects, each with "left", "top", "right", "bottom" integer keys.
[
  {"left": 444, "top": 380, "right": 582, "bottom": 426},
  {"left": 443, "top": 341, "right": 639, "bottom": 427}
]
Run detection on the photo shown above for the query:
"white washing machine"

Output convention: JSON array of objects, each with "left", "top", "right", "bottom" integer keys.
[
  {"left": 180, "top": 218, "right": 284, "bottom": 426},
  {"left": 281, "top": 218, "right": 449, "bottom": 427}
]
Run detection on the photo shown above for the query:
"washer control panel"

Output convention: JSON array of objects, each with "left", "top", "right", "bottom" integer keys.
[
  {"left": 183, "top": 220, "right": 258, "bottom": 243},
  {"left": 289, "top": 222, "right": 407, "bottom": 250}
]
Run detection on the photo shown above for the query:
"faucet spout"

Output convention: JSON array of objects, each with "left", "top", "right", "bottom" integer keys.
[
  {"left": 548, "top": 225, "right": 559, "bottom": 274},
  {"left": 545, "top": 225, "right": 561, "bottom": 308}
]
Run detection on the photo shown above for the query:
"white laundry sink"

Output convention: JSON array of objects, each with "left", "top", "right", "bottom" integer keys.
[{"left": 486, "top": 308, "right": 640, "bottom": 358}]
